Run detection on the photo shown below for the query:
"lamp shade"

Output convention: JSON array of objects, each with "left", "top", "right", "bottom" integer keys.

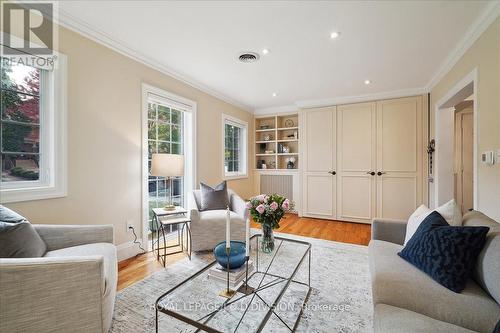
[{"left": 151, "top": 154, "right": 184, "bottom": 177}]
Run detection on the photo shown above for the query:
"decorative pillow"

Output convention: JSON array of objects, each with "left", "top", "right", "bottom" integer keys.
[
  {"left": 0, "top": 221, "right": 47, "bottom": 258},
  {"left": 398, "top": 211, "right": 489, "bottom": 293},
  {"left": 493, "top": 319, "right": 500, "bottom": 333},
  {"left": 404, "top": 199, "right": 462, "bottom": 245},
  {"left": 0, "top": 205, "right": 27, "bottom": 223},
  {"left": 200, "top": 181, "right": 229, "bottom": 211}
]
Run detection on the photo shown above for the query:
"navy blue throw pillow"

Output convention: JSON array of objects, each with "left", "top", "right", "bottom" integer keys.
[
  {"left": 398, "top": 211, "right": 489, "bottom": 293},
  {"left": 493, "top": 319, "right": 500, "bottom": 333}
]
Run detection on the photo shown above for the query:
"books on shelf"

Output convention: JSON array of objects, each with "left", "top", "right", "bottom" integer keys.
[{"left": 208, "top": 261, "right": 254, "bottom": 287}]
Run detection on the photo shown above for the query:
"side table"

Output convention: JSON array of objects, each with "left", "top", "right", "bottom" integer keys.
[{"left": 152, "top": 207, "right": 191, "bottom": 267}]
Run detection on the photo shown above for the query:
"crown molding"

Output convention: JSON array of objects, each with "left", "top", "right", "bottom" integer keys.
[
  {"left": 295, "top": 87, "right": 427, "bottom": 110},
  {"left": 425, "top": 1, "right": 500, "bottom": 91},
  {"left": 56, "top": 8, "right": 253, "bottom": 113},
  {"left": 254, "top": 104, "right": 299, "bottom": 116}
]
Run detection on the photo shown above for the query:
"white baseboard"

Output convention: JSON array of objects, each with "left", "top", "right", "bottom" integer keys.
[{"left": 116, "top": 241, "right": 143, "bottom": 261}]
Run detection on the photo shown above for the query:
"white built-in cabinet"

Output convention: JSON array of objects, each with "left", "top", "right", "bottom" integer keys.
[{"left": 301, "top": 96, "right": 425, "bottom": 223}]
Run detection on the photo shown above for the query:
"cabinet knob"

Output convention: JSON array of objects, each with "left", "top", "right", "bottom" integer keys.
[
  {"left": 366, "top": 171, "right": 375, "bottom": 176},
  {"left": 377, "top": 171, "right": 386, "bottom": 176},
  {"left": 328, "top": 171, "right": 336, "bottom": 175}
]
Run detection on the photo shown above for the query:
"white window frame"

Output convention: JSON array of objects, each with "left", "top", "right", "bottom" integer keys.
[
  {"left": 0, "top": 34, "right": 67, "bottom": 203},
  {"left": 222, "top": 114, "right": 248, "bottom": 180},
  {"left": 141, "top": 83, "right": 196, "bottom": 247}
]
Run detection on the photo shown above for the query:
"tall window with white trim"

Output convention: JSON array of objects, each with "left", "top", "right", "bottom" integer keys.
[
  {"left": 0, "top": 48, "right": 67, "bottom": 203},
  {"left": 223, "top": 114, "right": 247, "bottom": 178}
]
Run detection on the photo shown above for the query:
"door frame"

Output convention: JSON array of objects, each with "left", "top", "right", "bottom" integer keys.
[
  {"left": 141, "top": 83, "right": 197, "bottom": 248},
  {"left": 433, "top": 68, "right": 478, "bottom": 209}
]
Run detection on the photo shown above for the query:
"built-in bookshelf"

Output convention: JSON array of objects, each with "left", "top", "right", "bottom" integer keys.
[{"left": 254, "top": 114, "right": 299, "bottom": 171}]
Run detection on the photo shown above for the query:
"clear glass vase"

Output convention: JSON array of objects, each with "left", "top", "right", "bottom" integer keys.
[{"left": 261, "top": 224, "right": 275, "bottom": 253}]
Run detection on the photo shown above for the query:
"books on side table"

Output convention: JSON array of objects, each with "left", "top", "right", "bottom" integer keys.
[{"left": 208, "top": 261, "right": 254, "bottom": 288}]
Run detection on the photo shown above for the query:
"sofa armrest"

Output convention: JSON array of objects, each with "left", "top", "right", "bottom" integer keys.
[
  {"left": 34, "top": 224, "right": 114, "bottom": 251},
  {"left": 230, "top": 191, "right": 249, "bottom": 222},
  {"left": 188, "top": 191, "right": 200, "bottom": 223},
  {"left": 0, "top": 256, "right": 105, "bottom": 332},
  {"left": 371, "top": 218, "right": 407, "bottom": 245}
]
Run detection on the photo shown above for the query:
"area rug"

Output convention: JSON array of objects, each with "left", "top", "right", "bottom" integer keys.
[{"left": 111, "top": 232, "right": 373, "bottom": 332}]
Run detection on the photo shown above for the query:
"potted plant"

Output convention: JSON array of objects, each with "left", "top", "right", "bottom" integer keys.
[{"left": 246, "top": 194, "right": 292, "bottom": 253}]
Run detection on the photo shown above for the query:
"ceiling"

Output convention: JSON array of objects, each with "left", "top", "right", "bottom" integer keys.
[{"left": 58, "top": 1, "right": 495, "bottom": 112}]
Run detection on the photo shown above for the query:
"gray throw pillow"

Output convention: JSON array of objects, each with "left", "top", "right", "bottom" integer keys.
[
  {"left": 200, "top": 181, "right": 230, "bottom": 211},
  {"left": 0, "top": 221, "right": 47, "bottom": 258},
  {"left": 0, "top": 205, "right": 27, "bottom": 223}
]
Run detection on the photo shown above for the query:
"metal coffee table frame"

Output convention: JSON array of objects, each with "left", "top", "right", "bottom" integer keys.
[{"left": 155, "top": 234, "right": 311, "bottom": 333}]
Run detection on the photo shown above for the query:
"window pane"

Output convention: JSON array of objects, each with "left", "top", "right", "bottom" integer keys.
[
  {"left": 148, "top": 121, "right": 156, "bottom": 139},
  {"left": 172, "top": 177, "right": 182, "bottom": 196},
  {"left": 1, "top": 123, "right": 39, "bottom": 153},
  {"left": 157, "top": 123, "right": 170, "bottom": 141},
  {"left": 148, "top": 103, "right": 156, "bottom": 120},
  {"left": 1, "top": 62, "right": 40, "bottom": 95},
  {"left": 2, "top": 91, "right": 40, "bottom": 124},
  {"left": 148, "top": 140, "right": 157, "bottom": 159},
  {"left": 158, "top": 179, "right": 167, "bottom": 198},
  {"left": 1, "top": 153, "right": 39, "bottom": 181},
  {"left": 171, "top": 125, "right": 181, "bottom": 143},
  {"left": 148, "top": 180, "right": 157, "bottom": 198},
  {"left": 157, "top": 105, "right": 170, "bottom": 123},
  {"left": 171, "top": 143, "right": 181, "bottom": 154},
  {"left": 171, "top": 109, "right": 182, "bottom": 124},
  {"left": 158, "top": 141, "right": 170, "bottom": 153}
]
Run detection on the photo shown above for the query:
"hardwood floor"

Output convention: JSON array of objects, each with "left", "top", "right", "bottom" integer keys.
[{"left": 117, "top": 214, "right": 371, "bottom": 291}]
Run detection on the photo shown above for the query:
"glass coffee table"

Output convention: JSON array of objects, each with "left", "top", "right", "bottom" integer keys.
[{"left": 155, "top": 234, "right": 312, "bottom": 332}]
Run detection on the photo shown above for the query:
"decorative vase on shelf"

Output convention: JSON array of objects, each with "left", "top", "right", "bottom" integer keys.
[
  {"left": 261, "top": 224, "right": 275, "bottom": 253},
  {"left": 246, "top": 193, "right": 293, "bottom": 254}
]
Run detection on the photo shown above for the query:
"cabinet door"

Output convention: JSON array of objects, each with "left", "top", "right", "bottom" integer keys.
[
  {"left": 376, "top": 96, "right": 423, "bottom": 220},
  {"left": 302, "top": 106, "right": 336, "bottom": 219},
  {"left": 336, "top": 102, "right": 376, "bottom": 223}
]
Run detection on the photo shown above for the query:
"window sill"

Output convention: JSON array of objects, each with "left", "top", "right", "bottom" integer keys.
[
  {"left": 223, "top": 174, "right": 249, "bottom": 181},
  {"left": 0, "top": 184, "right": 67, "bottom": 203}
]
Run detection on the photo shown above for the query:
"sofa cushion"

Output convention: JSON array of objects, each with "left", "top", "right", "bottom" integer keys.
[
  {"left": 374, "top": 304, "right": 477, "bottom": 333},
  {"left": 463, "top": 211, "right": 500, "bottom": 306},
  {"left": 199, "top": 181, "right": 229, "bottom": 211},
  {"left": 0, "top": 221, "right": 47, "bottom": 258},
  {"left": 369, "top": 239, "right": 500, "bottom": 332},
  {"left": 399, "top": 211, "right": 489, "bottom": 292},
  {"left": 44, "top": 243, "right": 117, "bottom": 296}
]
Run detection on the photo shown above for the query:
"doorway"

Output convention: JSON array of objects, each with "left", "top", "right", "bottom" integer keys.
[
  {"left": 454, "top": 99, "right": 474, "bottom": 214},
  {"left": 433, "top": 69, "right": 477, "bottom": 210}
]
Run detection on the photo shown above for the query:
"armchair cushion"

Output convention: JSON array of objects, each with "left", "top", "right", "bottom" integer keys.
[
  {"left": 0, "top": 222, "right": 47, "bottom": 258},
  {"left": 200, "top": 181, "right": 229, "bottom": 211}
]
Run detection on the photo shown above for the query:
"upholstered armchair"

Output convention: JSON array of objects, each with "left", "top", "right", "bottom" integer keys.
[
  {"left": 0, "top": 224, "right": 117, "bottom": 333},
  {"left": 189, "top": 189, "right": 248, "bottom": 252}
]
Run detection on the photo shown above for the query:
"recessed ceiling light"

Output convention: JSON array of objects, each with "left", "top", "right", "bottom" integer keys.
[
  {"left": 262, "top": 49, "right": 270, "bottom": 55},
  {"left": 272, "top": 92, "right": 277, "bottom": 97},
  {"left": 364, "top": 79, "right": 371, "bottom": 85},
  {"left": 330, "top": 31, "right": 340, "bottom": 39}
]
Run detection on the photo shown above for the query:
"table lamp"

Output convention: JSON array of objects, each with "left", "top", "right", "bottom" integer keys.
[{"left": 151, "top": 153, "right": 184, "bottom": 210}]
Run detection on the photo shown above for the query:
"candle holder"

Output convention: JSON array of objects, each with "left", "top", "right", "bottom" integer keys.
[
  {"left": 237, "top": 255, "right": 255, "bottom": 295},
  {"left": 219, "top": 246, "right": 236, "bottom": 299}
]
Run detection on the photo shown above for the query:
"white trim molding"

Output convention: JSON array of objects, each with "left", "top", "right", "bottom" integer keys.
[
  {"left": 141, "top": 83, "right": 197, "bottom": 248},
  {"left": 433, "top": 68, "right": 478, "bottom": 209},
  {"left": 0, "top": 37, "right": 68, "bottom": 203},
  {"left": 222, "top": 114, "right": 248, "bottom": 180},
  {"left": 116, "top": 241, "right": 142, "bottom": 261}
]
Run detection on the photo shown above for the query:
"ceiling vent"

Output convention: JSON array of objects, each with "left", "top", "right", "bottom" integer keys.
[{"left": 238, "top": 52, "right": 260, "bottom": 63}]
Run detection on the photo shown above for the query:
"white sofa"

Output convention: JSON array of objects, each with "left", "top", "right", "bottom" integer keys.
[
  {"left": 0, "top": 224, "right": 117, "bottom": 333},
  {"left": 189, "top": 189, "right": 248, "bottom": 252}
]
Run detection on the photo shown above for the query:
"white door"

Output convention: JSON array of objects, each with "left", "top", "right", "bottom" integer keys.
[
  {"left": 454, "top": 108, "right": 474, "bottom": 214},
  {"left": 376, "top": 96, "right": 423, "bottom": 220},
  {"left": 336, "top": 102, "right": 376, "bottom": 223},
  {"left": 302, "top": 106, "right": 337, "bottom": 219}
]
